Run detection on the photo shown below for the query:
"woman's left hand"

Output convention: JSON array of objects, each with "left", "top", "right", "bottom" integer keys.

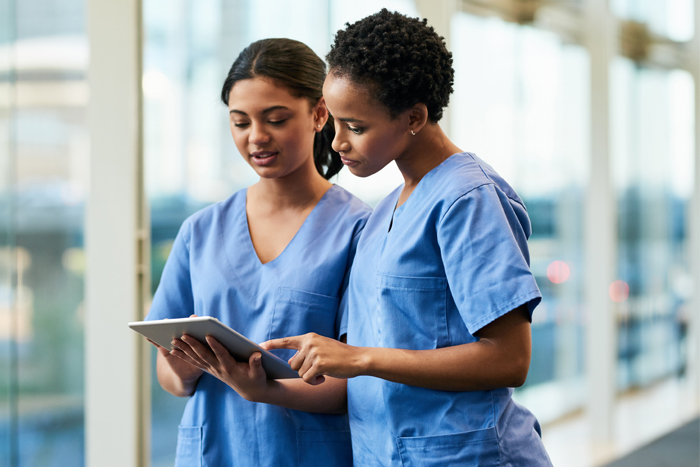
[
  {"left": 261, "top": 333, "right": 367, "bottom": 385},
  {"left": 172, "top": 334, "right": 270, "bottom": 401}
]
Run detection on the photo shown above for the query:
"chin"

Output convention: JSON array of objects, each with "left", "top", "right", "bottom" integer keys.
[
  {"left": 251, "top": 167, "right": 279, "bottom": 179},
  {"left": 258, "top": 171, "right": 287, "bottom": 180},
  {"left": 347, "top": 165, "right": 377, "bottom": 178}
]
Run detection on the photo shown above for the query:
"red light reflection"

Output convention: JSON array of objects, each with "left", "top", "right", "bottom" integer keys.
[
  {"left": 547, "top": 261, "right": 570, "bottom": 284},
  {"left": 609, "top": 280, "right": 630, "bottom": 302}
]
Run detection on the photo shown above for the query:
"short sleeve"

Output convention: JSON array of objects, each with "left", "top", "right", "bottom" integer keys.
[
  {"left": 336, "top": 221, "right": 367, "bottom": 339},
  {"left": 146, "top": 219, "right": 195, "bottom": 321},
  {"left": 437, "top": 184, "right": 541, "bottom": 334}
]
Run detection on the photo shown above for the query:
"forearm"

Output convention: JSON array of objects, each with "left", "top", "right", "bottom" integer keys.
[
  {"left": 358, "top": 340, "right": 528, "bottom": 391},
  {"left": 251, "top": 377, "right": 347, "bottom": 414},
  {"left": 356, "top": 307, "right": 532, "bottom": 391},
  {"left": 266, "top": 307, "right": 532, "bottom": 392}
]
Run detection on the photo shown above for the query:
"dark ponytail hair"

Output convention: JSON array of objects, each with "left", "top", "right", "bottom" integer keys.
[{"left": 221, "top": 38, "right": 342, "bottom": 180}]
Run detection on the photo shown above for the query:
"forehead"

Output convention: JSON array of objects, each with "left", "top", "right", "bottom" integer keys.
[
  {"left": 322, "top": 74, "right": 391, "bottom": 120},
  {"left": 228, "top": 77, "right": 305, "bottom": 110}
]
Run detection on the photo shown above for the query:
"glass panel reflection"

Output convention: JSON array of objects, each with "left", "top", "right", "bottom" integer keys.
[
  {"left": 0, "top": 1, "right": 16, "bottom": 465},
  {"left": 0, "top": 0, "right": 88, "bottom": 464},
  {"left": 450, "top": 12, "right": 589, "bottom": 423},
  {"left": 611, "top": 58, "right": 693, "bottom": 391}
]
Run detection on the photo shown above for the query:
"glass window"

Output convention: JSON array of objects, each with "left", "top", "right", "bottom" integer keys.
[
  {"left": 0, "top": 0, "right": 88, "bottom": 465},
  {"left": 611, "top": 58, "right": 694, "bottom": 391},
  {"left": 0, "top": 0, "right": 16, "bottom": 464},
  {"left": 450, "top": 12, "right": 590, "bottom": 423}
]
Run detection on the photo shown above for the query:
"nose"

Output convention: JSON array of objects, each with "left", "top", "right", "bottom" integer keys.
[
  {"left": 249, "top": 122, "right": 271, "bottom": 145},
  {"left": 331, "top": 132, "right": 350, "bottom": 154}
]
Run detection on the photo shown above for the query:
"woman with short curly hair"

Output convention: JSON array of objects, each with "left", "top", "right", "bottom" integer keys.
[{"left": 265, "top": 9, "right": 553, "bottom": 466}]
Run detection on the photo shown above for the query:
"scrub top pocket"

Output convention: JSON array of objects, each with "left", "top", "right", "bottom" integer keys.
[
  {"left": 375, "top": 274, "right": 448, "bottom": 350},
  {"left": 269, "top": 288, "right": 340, "bottom": 362},
  {"left": 397, "top": 427, "right": 500, "bottom": 467},
  {"left": 174, "top": 426, "right": 202, "bottom": 467}
]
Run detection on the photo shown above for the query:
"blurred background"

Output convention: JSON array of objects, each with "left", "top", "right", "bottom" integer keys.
[{"left": 1, "top": 0, "right": 699, "bottom": 466}]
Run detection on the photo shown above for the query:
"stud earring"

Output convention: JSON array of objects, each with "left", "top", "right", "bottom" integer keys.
[
  {"left": 410, "top": 129, "right": 416, "bottom": 136},
  {"left": 317, "top": 124, "right": 321, "bottom": 128}
]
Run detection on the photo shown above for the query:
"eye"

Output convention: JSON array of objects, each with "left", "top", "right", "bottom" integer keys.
[
  {"left": 268, "top": 119, "right": 287, "bottom": 126},
  {"left": 348, "top": 125, "right": 363, "bottom": 135},
  {"left": 233, "top": 122, "right": 250, "bottom": 128}
]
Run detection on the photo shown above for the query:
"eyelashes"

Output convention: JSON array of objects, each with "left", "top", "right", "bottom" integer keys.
[{"left": 233, "top": 119, "right": 288, "bottom": 128}]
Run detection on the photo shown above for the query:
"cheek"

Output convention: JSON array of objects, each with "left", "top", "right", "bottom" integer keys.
[
  {"left": 282, "top": 127, "right": 314, "bottom": 155},
  {"left": 358, "top": 135, "right": 392, "bottom": 161},
  {"left": 230, "top": 130, "right": 249, "bottom": 157}
]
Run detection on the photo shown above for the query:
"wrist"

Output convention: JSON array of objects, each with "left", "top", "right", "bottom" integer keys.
[
  {"left": 354, "top": 347, "right": 374, "bottom": 377},
  {"left": 245, "top": 379, "right": 277, "bottom": 404}
]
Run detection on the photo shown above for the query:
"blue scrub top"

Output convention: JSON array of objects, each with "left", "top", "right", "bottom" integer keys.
[
  {"left": 148, "top": 184, "right": 371, "bottom": 467},
  {"left": 346, "top": 153, "right": 552, "bottom": 466}
]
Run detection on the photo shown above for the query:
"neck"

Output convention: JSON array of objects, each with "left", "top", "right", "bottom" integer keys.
[
  {"left": 395, "top": 123, "right": 462, "bottom": 189},
  {"left": 250, "top": 158, "right": 331, "bottom": 211}
]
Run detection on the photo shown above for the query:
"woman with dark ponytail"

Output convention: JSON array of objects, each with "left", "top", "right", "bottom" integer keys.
[
  {"left": 219, "top": 38, "right": 344, "bottom": 180},
  {"left": 144, "top": 38, "right": 370, "bottom": 466}
]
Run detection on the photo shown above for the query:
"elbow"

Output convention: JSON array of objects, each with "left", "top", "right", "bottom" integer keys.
[
  {"left": 506, "top": 354, "right": 530, "bottom": 388},
  {"left": 509, "top": 369, "right": 528, "bottom": 388},
  {"left": 157, "top": 374, "right": 193, "bottom": 398}
]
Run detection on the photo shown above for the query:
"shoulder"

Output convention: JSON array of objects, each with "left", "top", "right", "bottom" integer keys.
[
  {"left": 436, "top": 153, "right": 523, "bottom": 202},
  {"left": 325, "top": 184, "right": 373, "bottom": 223},
  {"left": 179, "top": 189, "right": 246, "bottom": 238},
  {"left": 429, "top": 153, "right": 532, "bottom": 238},
  {"left": 433, "top": 153, "right": 527, "bottom": 214}
]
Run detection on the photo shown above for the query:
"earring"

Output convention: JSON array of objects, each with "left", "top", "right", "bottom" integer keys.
[
  {"left": 410, "top": 129, "right": 416, "bottom": 136},
  {"left": 317, "top": 124, "right": 321, "bottom": 128}
]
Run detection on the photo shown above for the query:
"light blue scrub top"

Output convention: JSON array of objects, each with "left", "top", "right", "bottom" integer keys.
[
  {"left": 148, "top": 184, "right": 371, "bottom": 467},
  {"left": 346, "top": 153, "right": 552, "bottom": 467}
]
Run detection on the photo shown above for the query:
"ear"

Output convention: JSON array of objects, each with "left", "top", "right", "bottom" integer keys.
[
  {"left": 407, "top": 103, "right": 429, "bottom": 136},
  {"left": 313, "top": 97, "right": 330, "bottom": 132}
]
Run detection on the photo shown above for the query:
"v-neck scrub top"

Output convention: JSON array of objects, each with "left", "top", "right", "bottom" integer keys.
[
  {"left": 346, "top": 153, "right": 552, "bottom": 466},
  {"left": 147, "top": 184, "right": 371, "bottom": 467}
]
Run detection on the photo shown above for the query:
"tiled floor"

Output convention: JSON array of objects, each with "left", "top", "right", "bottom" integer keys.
[
  {"left": 541, "top": 378, "right": 700, "bottom": 467},
  {"left": 604, "top": 417, "right": 699, "bottom": 467}
]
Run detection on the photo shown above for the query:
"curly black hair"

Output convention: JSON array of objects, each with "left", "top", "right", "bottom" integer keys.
[{"left": 326, "top": 9, "right": 454, "bottom": 122}]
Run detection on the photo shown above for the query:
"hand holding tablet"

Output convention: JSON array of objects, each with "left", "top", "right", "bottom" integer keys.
[{"left": 129, "top": 316, "right": 299, "bottom": 380}]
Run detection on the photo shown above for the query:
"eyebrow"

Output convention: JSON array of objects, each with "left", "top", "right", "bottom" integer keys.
[
  {"left": 229, "top": 105, "right": 290, "bottom": 115},
  {"left": 337, "top": 117, "right": 364, "bottom": 123}
]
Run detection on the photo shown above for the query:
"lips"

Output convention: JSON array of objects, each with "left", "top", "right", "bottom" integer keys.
[
  {"left": 340, "top": 155, "right": 358, "bottom": 166},
  {"left": 250, "top": 150, "right": 277, "bottom": 159},
  {"left": 250, "top": 150, "right": 278, "bottom": 167}
]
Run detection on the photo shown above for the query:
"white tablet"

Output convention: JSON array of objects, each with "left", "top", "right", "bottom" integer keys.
[{"left": 128, "top": 316, "right": 299, "bottom": 380}]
